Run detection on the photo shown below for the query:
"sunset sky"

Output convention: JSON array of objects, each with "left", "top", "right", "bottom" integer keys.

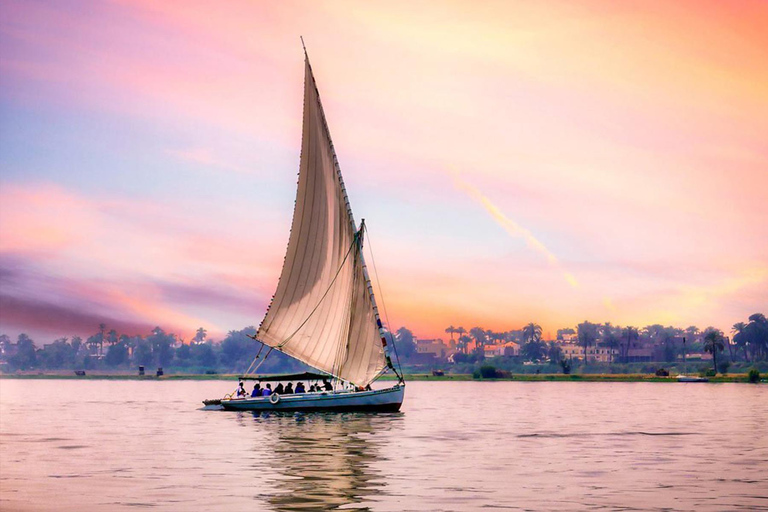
[{"left": 1, "top": 0, "right": 767, "bottom": 343}]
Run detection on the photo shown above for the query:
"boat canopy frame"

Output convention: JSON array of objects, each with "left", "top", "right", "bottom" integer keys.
[{"left": 237, "top": 371, "right": 333, "bottom": 382}]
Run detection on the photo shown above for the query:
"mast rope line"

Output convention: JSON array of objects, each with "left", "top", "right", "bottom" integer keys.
[
  {"left": 240, "top": 237, "right": 356, "bottom": 377},
  {"left": 332, "top": 232, "right": 366, "bottom": 387},
  {"left": 250, "top": 347, "right": 273, "bottom": 375},
  {"left": 242, "top": 341, "right": 265, "bottom": 376},
  {"left": 363, "top": 223, "right": 405, "bottom": 382},
  {"left": 276, "top": 237, "right": 356, "bottom": 350}
]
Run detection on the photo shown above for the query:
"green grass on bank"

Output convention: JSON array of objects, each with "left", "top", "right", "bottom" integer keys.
[
  {"left": 394, "top": 373, "right": 753, "bottom": 383},
  {"left": 0, "top": 372, "right": 239, "bottom": 380}
]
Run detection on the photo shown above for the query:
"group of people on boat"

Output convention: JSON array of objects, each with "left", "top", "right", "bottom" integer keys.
[{"left": 235, "top": 379, "right": 334, "bottom": 398}]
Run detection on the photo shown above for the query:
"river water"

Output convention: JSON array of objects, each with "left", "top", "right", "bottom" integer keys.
[{"left": 1, "top": 380, "right": 766, "bottom": 511}]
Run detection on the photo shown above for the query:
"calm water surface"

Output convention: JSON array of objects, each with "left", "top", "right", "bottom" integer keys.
[{"left": 1, "top": 380, "right": 766, "bottom": 511}]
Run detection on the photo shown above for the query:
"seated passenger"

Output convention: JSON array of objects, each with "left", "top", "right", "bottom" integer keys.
[
  {"left": 309, "top": 384, "right": 317, "bottom": 392},
  {"left": 261, "top": 383, "right": 272, "bottom": 396},
  {"left": 237, "top": 381, "right": 247, "bottom": 397},
  {"left": 251, "top": 383, "right": 262, "bottom": 397},
  {"left": 274, "top": 383, "right": 285, "bottom": 394},
  {"left": 295, "top": 382, "right": 306, "bottom": 394},
  {"left": 323, "top": 379, "right": 333, "bottom": 391},
  {"left": 284, "top": 382, "right": 294, "bottom": 394}
]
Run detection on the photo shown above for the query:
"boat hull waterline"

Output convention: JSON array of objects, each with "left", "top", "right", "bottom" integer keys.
[
  {"left": 677, "top": 376, "right": 709, "bottom": 383},
  {"left": 215, "top": 385, "right": 404, "bottom": 412}
]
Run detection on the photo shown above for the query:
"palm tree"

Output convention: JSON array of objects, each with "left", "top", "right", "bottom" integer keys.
[
  {"left": 520, "top": 323, "right": 543, "bottom": 363},
  {"left": 622, "top": 326, "right": 639, "bottom": 364},
  {"left": 703, "top": 328, "right": 725, "bottom": 375},
  {"left": 747, "top": 313, "right": 768, "bottom": 361},
  {"left": 395, "top": 327, "right": 416, "bottom": 358},
  {"left": 522, "top": 323, "right": 542, "bottom": 344},
  {"left": 602, "top": 323, "right": 620, "bottom": 363},
  {"left": 578, "top": 321, "right": 598, "bottom": 362},
  {"left": 456, "top": 326, "right": 466, "bottom": 342},
  {"left": 458, "top": 335, "right": 471, "bottom": 354},
  {"left": 684, "top": 326, "right": 700, "bottom": 342},
  {"left": 193, "top": 327, "right": 207, "bottom": 345},
  {"left": 70, "top": 336, "right": 83, "bottom": 355},
  {"left": 723, "top": 332, "right": 734, "bottom": 362},
  {"left": 521, "top": 339, "right": 545, "bottom": 362},
  {"left": 469, "top": 327, "right": 487, "bottom": 356},
  {"left": 732, "top": 322, "right": 748, "bottom": 362},
  {"left": 99, "top": 323, "right": 106, "bottom": 357},
  {"left": 86, "top": 334, "right": 100, "bottom": 356},
  {"left": 642, "top": 324, "right": 664, "bottom": 340},
  {"left": 444, "top": 325, "right": 456, "bottom": 341},
  {"left": 660, "top": 328, "right": 677, "bottom": 362},
  {"left": 547, "top": 341, "right": 563, "bottom": 363},
  {"left": 119, "top": 334, "right": 135, "bottom": 357}
]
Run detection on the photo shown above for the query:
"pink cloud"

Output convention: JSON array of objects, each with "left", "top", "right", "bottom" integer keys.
[
  {"left": 0, "top": 183, "right": 97, "bottom": 254},
  {"left": 0, "top": 295, "right": 155, "bottom": 339},
  {"left": 166, "top": 148, "right": 255, "bottom": 175},
  {"left": 0, "top": 182, "right": 282, "bottom": 339}
]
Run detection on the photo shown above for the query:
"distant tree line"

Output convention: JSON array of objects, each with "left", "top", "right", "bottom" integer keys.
[
  {"left": 0, "top": 326, "right": 307, "bottom": 374},
  {"left": 1, "top": 313, "right": 766, "bottom": 375},
  {"left": 433, "top": 313, "right": 768, "bottom": 375}
]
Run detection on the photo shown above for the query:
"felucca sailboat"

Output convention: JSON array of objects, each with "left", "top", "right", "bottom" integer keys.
[{"left": 207, "top": 44, "right": 405, "bottom": 412}]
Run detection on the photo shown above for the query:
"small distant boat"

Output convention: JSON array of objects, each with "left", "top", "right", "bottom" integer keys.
[
  {"left": 205, "top": 42, "right": 404, "bottom": 413},
  {"left": 676, "top": 375, "right": 709, "bottom": 383}
]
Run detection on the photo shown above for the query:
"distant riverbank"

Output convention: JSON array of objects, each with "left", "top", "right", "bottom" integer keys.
[{"left": 0, "top": 372, "right": 759, "bottom": 383}]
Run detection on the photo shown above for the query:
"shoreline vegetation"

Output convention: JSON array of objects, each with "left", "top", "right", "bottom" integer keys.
[
  {"left": 2, "top": 313, "right": 765, "bottom": 383},
  {"left": 0, "top": 372, "right": 761, "bottom": 383}
]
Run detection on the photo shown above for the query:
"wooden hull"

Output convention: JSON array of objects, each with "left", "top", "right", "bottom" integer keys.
[{"left": 216, "top": 385, "right": 404, "bottom": 413}]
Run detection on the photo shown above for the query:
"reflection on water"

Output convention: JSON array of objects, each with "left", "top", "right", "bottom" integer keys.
[{"left": 249, "top": 412, "right": 402, "bottom": 511}]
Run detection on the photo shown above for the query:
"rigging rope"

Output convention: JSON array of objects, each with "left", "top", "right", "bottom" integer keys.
[
  {"left": 331, "top": 233, "right": 361, "bottom": 386},
  {"left": 276, "top": 237, "right": 356, "bottom": 350},
  {"left": 240, "top": 238, "right": 356, "bottom": 377},
  {"left": 363, "top": 224, "right": 405, "bottom": 381},
  {"left": 242, "top": 342, "right": 265, "bottom": 376},
  {"left": 251, "top": 347, "right": 273, "bottom": 374}
]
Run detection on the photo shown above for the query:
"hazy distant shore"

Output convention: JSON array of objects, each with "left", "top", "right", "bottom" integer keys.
[{"left": 0, "top": 372, "right": 758, "bottom": 383}]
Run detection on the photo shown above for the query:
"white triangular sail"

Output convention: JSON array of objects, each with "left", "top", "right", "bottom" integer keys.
[{"left": 256, "top": 57, "right": 386, "bottom": 387}]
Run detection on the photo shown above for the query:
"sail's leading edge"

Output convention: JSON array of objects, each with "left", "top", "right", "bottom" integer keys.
[{"left": 255, "top": 57, "right": 386, "bottom": 387}]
